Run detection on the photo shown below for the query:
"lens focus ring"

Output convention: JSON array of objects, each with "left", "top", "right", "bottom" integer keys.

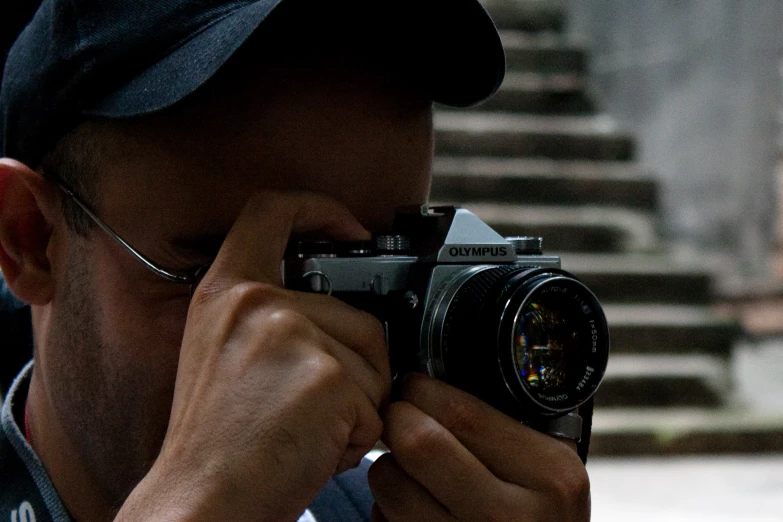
[{"left": 430, "top": 266, "right": 609, "bottom": 420}]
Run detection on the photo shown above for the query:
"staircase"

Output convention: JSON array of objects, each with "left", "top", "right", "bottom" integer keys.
[{"left": 433, "top": 0, "right": 783, "bottom": 455}]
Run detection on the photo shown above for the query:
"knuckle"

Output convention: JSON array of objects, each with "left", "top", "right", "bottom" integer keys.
[
  {"left": 262, "top": 307, "right": 307, "bottom": 338},
  {"left": 291, "top": 354, "right": 349, "bottom": 411},
  {"left": 199, "top": 280, "right": 286, "bottom": 329},
  {"left": 301, "top": 351, "right": 345, "bottom": 385},
  {"left": 396, "top": 416, "right": 444, "bottom": 458},
  {"left": 226, "top": 281, "right": 285, "bottom": 311},
  {"left": 550, "top": 461, "right": 591, "bottom": 515},
  {"left": 439, "top": 393, "right": 483, "bottom": 436}
]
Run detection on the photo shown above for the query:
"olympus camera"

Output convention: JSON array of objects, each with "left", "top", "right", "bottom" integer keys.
[{"left": 284, "top": 206, "right": 609, "bottom": 438}]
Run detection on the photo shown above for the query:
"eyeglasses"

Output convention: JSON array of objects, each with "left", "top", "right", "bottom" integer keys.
[{"left": 47, "top": 174, "right": 211, "bottom": 286}]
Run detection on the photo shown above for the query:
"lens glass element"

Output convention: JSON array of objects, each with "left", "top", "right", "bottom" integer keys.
[
  {"left": 511, "top": 278, "right": 603, "bottom": 408},
  {"left": 514, "top": 301, "right": 571, "bottom": 391}
]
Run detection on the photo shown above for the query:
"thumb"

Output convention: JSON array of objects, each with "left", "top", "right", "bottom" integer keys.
[{"left": 200, "top": 191, "right": 370, "bottom": 288}]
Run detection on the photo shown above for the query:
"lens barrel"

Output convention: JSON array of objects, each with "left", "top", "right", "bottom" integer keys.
[{"left": 424, "top": 266, "right": 609, "bottom": 419}]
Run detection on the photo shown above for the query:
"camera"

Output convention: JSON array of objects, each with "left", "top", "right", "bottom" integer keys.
[{"left": 284, "top": 205, "right": 609, "bottom": 431}]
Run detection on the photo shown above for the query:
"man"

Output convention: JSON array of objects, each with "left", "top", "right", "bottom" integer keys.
[{"left": 0, "top": 0, "right": 591, "bottom": 520}]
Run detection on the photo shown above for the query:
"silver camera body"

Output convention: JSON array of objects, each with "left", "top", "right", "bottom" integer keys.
[{"left": 285, "top": 206, "right": 609, "bottom": 425}]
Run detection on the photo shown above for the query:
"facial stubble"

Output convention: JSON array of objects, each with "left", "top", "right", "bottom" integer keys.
[{"left": 45, "top": 239, "right": 173, "bottom": 513}]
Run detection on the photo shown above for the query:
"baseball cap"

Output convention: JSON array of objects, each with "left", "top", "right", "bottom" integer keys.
[{"left": 0, "top": 0, "right": 505, "bottom": 168}]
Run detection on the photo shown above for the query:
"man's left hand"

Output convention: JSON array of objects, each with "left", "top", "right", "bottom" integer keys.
[{"left": 369, "top": 374, "right": 590, "bottom": 521}]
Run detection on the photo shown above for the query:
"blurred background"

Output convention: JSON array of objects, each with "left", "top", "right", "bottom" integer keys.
[{"left": 435, "top": 0, "right": 783, "bottom": 518}]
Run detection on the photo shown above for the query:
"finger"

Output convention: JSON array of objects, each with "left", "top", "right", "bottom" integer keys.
[
  {"left": 297, "top": 325, "right": 385, "bottom": 467},
  {"left": 284, "top": 318, "right": 385, "bottom": 465},
  {"left": 343, "top": 384, "right": 385, "bottom": 467},
  {"left": 309, "top": 320, "right": 389, "bottom": 410},
  {"left": 207, "top": 191, "right": 370, "bottom": 285},
  {"left": 368, "top": 453, "right": 454, "bottom": 522},
  {"left": 203, "top": 284, "right": 391, "bottom": 399},
  {"left": 285, "top": 291, "right": 391, "bottom": 393},
  {"left": 401, "top": 374, "right": 589, "bottom": 496},
  {"left": 226, "top": 305, "right": 388, "bottom": 421},
  {"left": 382, "top": 401, "right": 532, "bottom": 520},
  {"left": 256, "top": 319, "right": 384, "bottom": 473}
]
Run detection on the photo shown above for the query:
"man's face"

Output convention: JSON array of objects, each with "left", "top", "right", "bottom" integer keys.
[{"left": 40, "top": 59, "right": 434, "bottom": 503}]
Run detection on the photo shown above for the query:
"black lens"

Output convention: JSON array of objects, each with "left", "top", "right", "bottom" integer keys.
[{"left": 430, "top": 267, "right": 609, "bottom": 419}]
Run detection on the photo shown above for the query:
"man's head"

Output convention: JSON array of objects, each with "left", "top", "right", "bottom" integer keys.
[
  {"left": 0, "top": 0, "right": 503, "bottom": 514},
  {"left": 1, "top": 0, "right": 504, "bottom": 168}
]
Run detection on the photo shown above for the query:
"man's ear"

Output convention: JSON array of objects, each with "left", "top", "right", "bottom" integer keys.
[{"left": 0, "top": 158, "right": 61, "bottom": 305}]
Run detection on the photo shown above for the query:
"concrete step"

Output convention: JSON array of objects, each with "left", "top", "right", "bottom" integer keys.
[
  {"left": 590, "top": 407, "right": 783, "bottom": 456},
  {"left": 558, "top": 253, "right": 713, "bottom": 305},
  {"left": 481, "top": 0, "right": 566, "bottom": 32},
  {"left": 453, "top": 202, "right": 659, "bottom": 253},
  {"left": 596, "top": 355, "right": 727, "bottom": 408},
  {"left": 434, "top": 112, "right": 635, "bottom": 161},
  {"left": 473, "top": 72, "right": 594, "bottom": 114},
  {"left": 434, "top": 157, "right": 645, "bottom": 179},
  {"left": 603, "top": 304, "right": 741, "bottom": 357},
  {"left": 500, "top": 31, "right": 586, "bottom": 74},
  {"left": 432, "top": 157, "right": 656, "bottom": 210},
  {"left": 585, "top": 269, "right": 713, "bottom": 305}
]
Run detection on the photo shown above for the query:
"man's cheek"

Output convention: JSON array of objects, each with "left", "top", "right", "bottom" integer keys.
[{"left": 97, "top": 288, "right": 189, "bottom": 387}]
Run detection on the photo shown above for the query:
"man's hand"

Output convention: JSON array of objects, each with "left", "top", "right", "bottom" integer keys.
[
  {"left": 369, "top": 374, "right": 590, "bottom": 522},
  {"left": 115, "top": 192, "right": 391, "bottom": 522}
]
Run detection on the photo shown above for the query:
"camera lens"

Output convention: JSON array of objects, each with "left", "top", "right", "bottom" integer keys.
[
  {"left": 505, "top": 276, "right": 607, "bottom": 413},
  {"left": 424, "top": 267, "right": 609, "bottom": 419}
]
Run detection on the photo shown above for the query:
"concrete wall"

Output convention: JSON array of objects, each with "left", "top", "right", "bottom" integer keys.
[{"left": 564, "top": 0, "right": 783, "bottom": 278}]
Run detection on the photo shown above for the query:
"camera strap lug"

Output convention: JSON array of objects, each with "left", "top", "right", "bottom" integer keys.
[{"left": 526, "top": 413, "right": 583, "bottom": 443}]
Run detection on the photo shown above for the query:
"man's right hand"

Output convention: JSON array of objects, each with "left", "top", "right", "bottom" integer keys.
[{"left": 115, "top": 192, "right": 391, "bottom": 522}]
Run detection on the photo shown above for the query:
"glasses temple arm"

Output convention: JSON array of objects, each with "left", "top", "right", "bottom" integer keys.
[{"left": 49, "top": 176, "right": 196, "bottom": 284}]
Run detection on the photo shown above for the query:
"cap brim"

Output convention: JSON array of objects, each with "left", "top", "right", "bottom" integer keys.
[
  {"left": 85, "top": 0, "right": 505, "bottom": 118},
  {"left": 425, "top": 0, "right": 506, "bottom": 107}
]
